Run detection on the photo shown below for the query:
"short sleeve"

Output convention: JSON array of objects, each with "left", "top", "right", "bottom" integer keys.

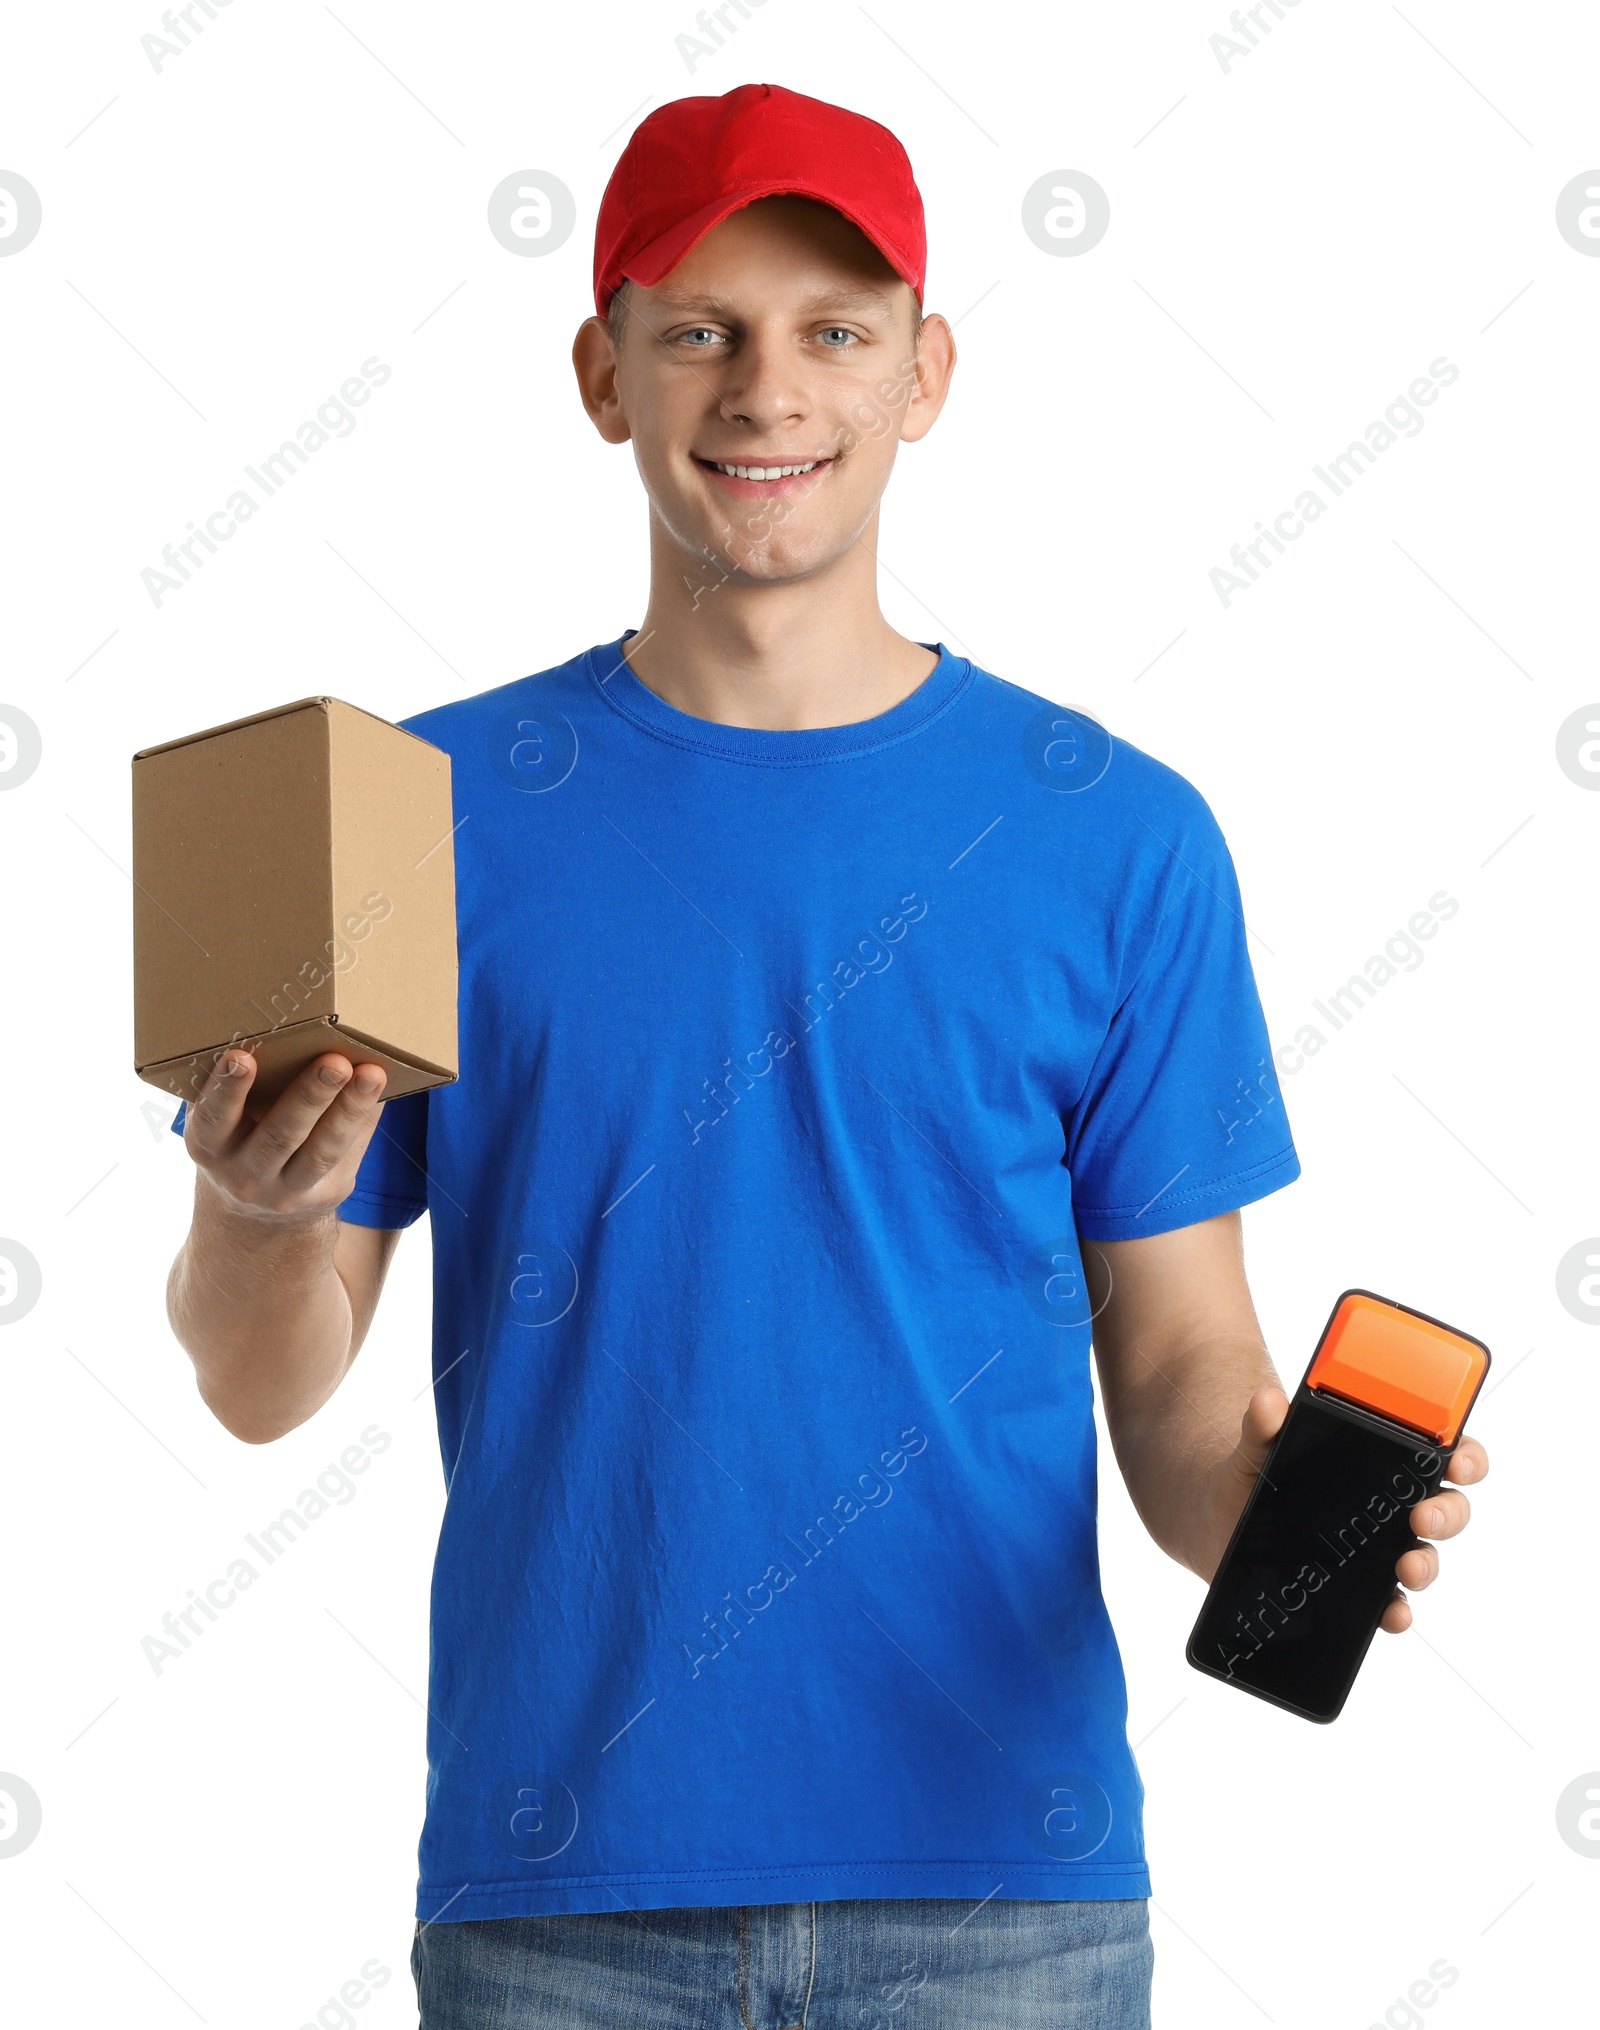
[
  {"left": 1067, "top": 802, "right": 1300, "bottom": 1242},
  {"left": 338, "top": 1088, "right": 431, "bottom": 1228},
  {"left": 169, "top": 1089, "right": 431, "bottom": 1230}
]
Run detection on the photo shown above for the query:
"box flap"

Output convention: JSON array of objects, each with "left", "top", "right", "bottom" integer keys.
[
  {"left": 139, "top": 1012, "right": 456, "bottom": 1113},
  {"left": 133, "top": 694, "right": 445, "bottom": 761}
]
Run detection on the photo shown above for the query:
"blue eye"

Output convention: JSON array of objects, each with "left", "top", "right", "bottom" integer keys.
[{"left": 818, "top": 327, "right": 855, "bottom": 346}]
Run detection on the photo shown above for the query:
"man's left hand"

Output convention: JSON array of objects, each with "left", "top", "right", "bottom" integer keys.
[{"left": 1216, "top": 1386, "right": 1489, "bottom": 1634}]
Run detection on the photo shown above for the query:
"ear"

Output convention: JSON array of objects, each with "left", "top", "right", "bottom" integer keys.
[
  {"left": 896, "top": 311, "right": 956, "bottom": 447},
  {"left": 572, "top": 316, "right": 632, "bottom": 445}
]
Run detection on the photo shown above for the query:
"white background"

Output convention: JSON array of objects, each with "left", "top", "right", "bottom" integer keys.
[{"left": 2, "top": 1, "right": 1597, "bottom": 2024}]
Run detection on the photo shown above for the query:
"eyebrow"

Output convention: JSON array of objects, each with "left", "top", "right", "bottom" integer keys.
[{"left": 644, "top": 282, "right": 899, "bottom": 318}]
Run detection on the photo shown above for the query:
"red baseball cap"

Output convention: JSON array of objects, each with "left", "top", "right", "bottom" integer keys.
[{"left": 592, "top": 82, "right": 925, "bottom": 317}]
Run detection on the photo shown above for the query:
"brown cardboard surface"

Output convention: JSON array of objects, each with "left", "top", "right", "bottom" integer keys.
[
  {"left": 133, "top": 703, "right": 336, "bottom": 1064},
  {"left": 326, "top": 696, "right": 458, "bottom": 1073},
  {"left": 139, "top": 1016, "right": 452, "bottom": 1109},
  {"left": 132, "top": 697, "right": 458, "bottom": 1115}
]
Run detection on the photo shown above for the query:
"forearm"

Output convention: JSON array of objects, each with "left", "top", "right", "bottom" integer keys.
[
  {"left": 1098, "top": 1325, "right": 1282, "bottom": 1577},
  {"left": 168, "top": 1172, "right": 355, "bottom": 1443}
]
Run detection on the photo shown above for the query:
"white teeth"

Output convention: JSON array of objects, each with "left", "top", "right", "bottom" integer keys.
[{"left": 712, "top": 461, "right": 818, "bottom": 479}]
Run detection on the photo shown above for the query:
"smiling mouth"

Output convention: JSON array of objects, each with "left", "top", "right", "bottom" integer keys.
[
  {"left": 692, "top": 455, "right": 832, "bottom": 491},
  {"left": 700, "top": 458, "right": 821, "bottom": 479}
]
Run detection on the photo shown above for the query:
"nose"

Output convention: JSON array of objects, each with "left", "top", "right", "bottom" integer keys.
[{"left": 717, "top": 325, "right": 808, "bottom": 434}]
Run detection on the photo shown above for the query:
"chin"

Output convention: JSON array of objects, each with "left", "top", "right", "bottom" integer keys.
[
  {"left": 646, "top": 481, "right": 864, "bottom": 587},
  {"left": 710, "top": 533, "right": 845, "bottom": 583},
  {"left": 708, "top": 503, "right": 855, "bottom": 573}
]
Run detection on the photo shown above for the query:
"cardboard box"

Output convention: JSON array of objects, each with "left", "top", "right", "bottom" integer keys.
[{"left": 132, "top": 696, "right": 458, "bottom": 1116}]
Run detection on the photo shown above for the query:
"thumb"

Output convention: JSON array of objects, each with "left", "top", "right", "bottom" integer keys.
[{"left": 1228, "top": 1384, "right": 1290, "bottom": 1489}]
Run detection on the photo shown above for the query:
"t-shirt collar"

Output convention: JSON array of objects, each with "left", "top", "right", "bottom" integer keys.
[{"left": 587, "top": 631, "right": 972, "bottom": 764}]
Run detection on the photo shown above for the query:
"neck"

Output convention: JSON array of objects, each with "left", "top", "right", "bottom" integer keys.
[{"left": 623, "top": 503, "right": 938, "bottom": 730}]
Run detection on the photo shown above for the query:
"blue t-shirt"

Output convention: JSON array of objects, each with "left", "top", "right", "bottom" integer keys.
[{"left": 176, "top": 635, "right": 1299, "bottom": 1920}]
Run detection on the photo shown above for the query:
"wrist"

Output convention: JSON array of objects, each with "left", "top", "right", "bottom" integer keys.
[{"left": 193, "top": 1166, "right": 339, "bottom": 1241}]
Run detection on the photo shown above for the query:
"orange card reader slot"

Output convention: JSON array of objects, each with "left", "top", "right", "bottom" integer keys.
[{"left": 1305, "top": 1291, "right": 1488, "bottom": 1447}]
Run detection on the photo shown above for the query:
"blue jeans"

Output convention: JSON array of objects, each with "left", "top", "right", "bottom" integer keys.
[{"left": 411, "top": 1897, "right": 1152, "bottom": 2028}]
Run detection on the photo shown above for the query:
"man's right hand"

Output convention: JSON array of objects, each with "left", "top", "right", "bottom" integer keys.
[
  {"left": 183, "top": 1048, "right": 390, "bottom": 1219},
  {"left": 170, "top": 1048, "right": 402, "bottom": 1441}
]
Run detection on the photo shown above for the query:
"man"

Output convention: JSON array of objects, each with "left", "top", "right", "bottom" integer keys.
[{"left": 167, "top": 82, "right": 1486, "bottom": 2029}]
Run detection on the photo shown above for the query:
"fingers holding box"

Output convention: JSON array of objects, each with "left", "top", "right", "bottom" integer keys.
[{"left": 184, "top": 1048, "right": 389, "bottom": 1217}]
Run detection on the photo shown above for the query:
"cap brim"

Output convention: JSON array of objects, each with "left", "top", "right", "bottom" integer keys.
[{"left": 618, "top": 182, "right": 921, "bottom": 302}]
